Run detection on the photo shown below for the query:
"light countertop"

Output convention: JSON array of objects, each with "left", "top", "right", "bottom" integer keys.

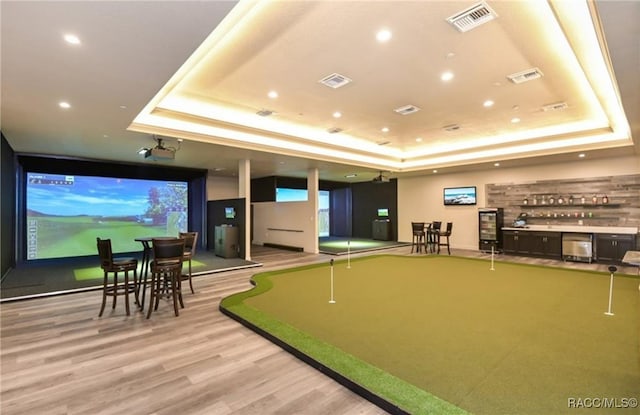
[{"left": 502, "top": 225, "right": 638, "bottom": 234}]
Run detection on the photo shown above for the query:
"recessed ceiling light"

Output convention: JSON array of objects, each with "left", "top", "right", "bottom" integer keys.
[
  {"left": 415, "top": 137, "right": 423, "bottom": 142},
  {"left": 483, "top": 100, "right": 494, "bottom": 108},
  {"left": 432, "top": 169, "right": 438, "bottom": 173},
  {"left": 332, "top": 111, "right": 342, "bottom": 118},
  {"left": 494, "top": 162, "right": 500, "bottom": 167},
  {"left": 345, "top": 173, "right": 357, "bottom": 178},
  {"left": 63, "top": 34, "right": 81, "bottom": 45},
  {"left": 511, "top": 117, "right": 521, "bottom": 123},
  {"left": 578, "top": 153, "right": 586, "bottom": 158},
  {"left": 381, "top": 127, "right": 389, "bottom": 133},
  {"left": 445, "top": 52, "right": 456, "bottom": 59},
  {"left": 441, "top": 71, "right": 454, "bottom": 82},
  {"left": 103, "top": 134, "right": 109, "bottom": 138},
  {"left": 268, "top": 90, "right": 278, "bottom": 99},
  {"left": 58, "top": 101, "right": 71, "bottom": 109},
  {"left": 376, "top": 29, "right": 392, "bottom": 42}
]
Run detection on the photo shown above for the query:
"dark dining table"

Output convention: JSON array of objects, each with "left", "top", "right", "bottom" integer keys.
[{"left": 134, "top": 236, "right": 178, "bottom": 310}]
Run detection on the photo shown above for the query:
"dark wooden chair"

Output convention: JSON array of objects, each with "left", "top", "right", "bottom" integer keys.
[
  {"left": 411, "top": 222, "right": 425, "bottom": 253},
  {"left": 97, "top": 238, "right": 138, "bottom": 317},
  {"left": 438, "top": 222, "right": 453, "bottom": 255},
  {"left": 179, "top": 231, "right": 198, "bottom": 294},
  {"left": 427, "top": 221, "right": 442, "bottom": 253},
  {"left": 147, "top": 238, "right": 185, "bottom": 319}
]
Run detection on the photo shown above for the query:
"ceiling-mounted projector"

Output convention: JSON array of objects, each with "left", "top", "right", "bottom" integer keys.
[
  {"left": 372, "top": 172, "right": 390, "bottom": 183},
  {"left": 144, "top": 147, "right": 175, "bottom": 160},
  {"left": 138, "top": 136, "right": 179, "bottom": 160}
]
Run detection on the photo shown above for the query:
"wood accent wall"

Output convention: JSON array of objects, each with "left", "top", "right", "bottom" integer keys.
[{"left": 487, "top": 174, "right": 640, "bottom": 228}]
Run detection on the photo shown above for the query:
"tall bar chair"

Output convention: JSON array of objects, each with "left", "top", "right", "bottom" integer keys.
[
  {"left": 97, "top": 238, "right": 138, "bottom": 317},
  {"left": 427, "top": 221, "right": 442, "bottom": 253},
  {"left": 179, "top": 231, "right": 198, "bottom": 294},
  {"left": 147, "top": 238, "right": 185, "bottom": 318},
  {"left": 411, "top": 222, "right": 426, "bottom": 253},
  {"left": 438, "top": 222, "right": 454, "bottom": 255}
]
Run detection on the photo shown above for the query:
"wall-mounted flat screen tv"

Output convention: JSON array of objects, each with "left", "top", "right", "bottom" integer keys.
[
  {"left": 225, "top": 207, "right": 236, "bottom": 219},
  {"left": 377, "top": 208, "right": 389, "bottom": 217},
  {"left": 443, "top": 186, "right": 477, "bottom": 205}
]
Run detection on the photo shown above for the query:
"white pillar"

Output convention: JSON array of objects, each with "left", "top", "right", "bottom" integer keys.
[
  {"left": 307, "top": 168, "right": 319, "bottom": 254},
  {"left": 238, "top": 159, "right": 251, "bottom": 260}
]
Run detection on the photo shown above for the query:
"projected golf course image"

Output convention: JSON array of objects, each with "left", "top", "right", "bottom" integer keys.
[
  {"left": 221, "top": 255, "right": 640, "bottom": 415},
  {"left": 26, "top": 173, "right": 188, "bottom": 259}
]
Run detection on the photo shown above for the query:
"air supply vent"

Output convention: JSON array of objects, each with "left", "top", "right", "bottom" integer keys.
[
  {"left": 394, "top": 104, "right": 421, "bottom": 115},
  {"left": 447, "top": 2, "right": 498, "bottom": 32},
  {"left": 443, "top": 124, "right": 461, "bottom": 132},
  {"left": 377, "top": 140, "right": 391, "bottom": 146},
  {"left": 507, "top": 68, "right": 544, "bottom": 84},
  {"left": 542, "top": 102, "right": 568, "bottom": 111},
  {"left": 319, "top": 73, "right": 352, "bottom": 89},
  {"left": 256, "top": 109, "right": 274, "bottom": 117},
  {"left": 327, "top": 127, "right": 343, "bottom": 134}
]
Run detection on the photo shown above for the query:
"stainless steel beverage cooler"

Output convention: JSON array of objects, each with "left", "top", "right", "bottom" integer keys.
[{"left": 479, "top": 208, "right": 504, "bottom": 252}]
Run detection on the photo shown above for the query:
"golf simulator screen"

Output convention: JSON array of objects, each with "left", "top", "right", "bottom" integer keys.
[{"left": 26, "top": 172, "right": 188, "bottom": 260}]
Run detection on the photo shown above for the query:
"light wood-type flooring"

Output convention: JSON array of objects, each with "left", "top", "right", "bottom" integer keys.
[{"left": 1, "top": 245, "right": 635, "bottom": 415}]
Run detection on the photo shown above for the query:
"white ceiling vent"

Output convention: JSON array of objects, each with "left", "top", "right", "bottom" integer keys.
[
  {"left": 507, "top": 68, "right": 544, "bottom": 84},
  {"left": 394, "top": 105, "right": 420, "bottom": 115},
  {"left": 542, "top": 102, "right": 568, "bottom": 112},
  {"left": 319, "top": 73, "right": 352, "bottom": 89},
  {"left": 256, "top": 109, "right": 274, "bottom": 117},
  {"left": 443, "top": 124, "right": 461, "bottom": 132},
  {"left": 446, "top": 2, "right": 498, "bottom": 33}
]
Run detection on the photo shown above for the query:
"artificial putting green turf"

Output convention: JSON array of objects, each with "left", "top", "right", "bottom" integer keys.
[{"left": 221, "top": 255, "right": 640, "bottom": 415}]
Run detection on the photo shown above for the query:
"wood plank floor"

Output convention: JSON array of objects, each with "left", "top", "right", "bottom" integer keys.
[{"left": 1, "top": 245, "right": 635, "bottom": 415}]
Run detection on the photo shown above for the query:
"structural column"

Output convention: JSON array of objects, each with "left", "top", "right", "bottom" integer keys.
[
  {"left": 307, "top": 168, "right": 319, "bottom": 254},
  {"left": 238, "top": 159, "right": 251, "bottom": 260}
]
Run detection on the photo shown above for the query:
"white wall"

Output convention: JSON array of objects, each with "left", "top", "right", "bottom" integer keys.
[
  {"left": 252, "top": 201, "right": 317, "bottom": 252},
  {"left": 398, "top": 156, "right": 640, "bottom": 250},
  {"left": 206, "top": 174, "right": 238, "bottom": 201}
]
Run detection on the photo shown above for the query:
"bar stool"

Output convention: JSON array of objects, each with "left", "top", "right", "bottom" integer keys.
[
  {"left": 438, "top": 222, "right": 453, "bottom": 255},
  {"left": 411, "top": 222, "right": 425, "bottom": 253},
  {"left": 97, "top": 238, "right": 138, "bottom": 317},
  {"left": 427, "top": 221, "right": 442, "bottom": 253},
  {"left": 179, "top": 231, "right": 198, "bottom": 294},
  {"left": 147, "top": 238, "right": 185, "bottom": 319}
]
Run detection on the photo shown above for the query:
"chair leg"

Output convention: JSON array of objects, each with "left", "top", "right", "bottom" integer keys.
[
  {"left": 99, "top": 271, "right": 108, "bottom": 317},
  {"left": 447, "top": 236, "right": 451, "bottom": 255},
  {"left": 146, "top": 273, "right": 157, "bottom": 319},
  {"left": 188, "top": 259, "right": 194, "bottom": 294},
  {"left": 112, "top": 272, "right": 118, "bottom": 309},
  {"left": 124, "top": 271, "right": 130, "bottom": 316},
  {"left": 171, "top": 273, "right": 180, "bottom": 317}
]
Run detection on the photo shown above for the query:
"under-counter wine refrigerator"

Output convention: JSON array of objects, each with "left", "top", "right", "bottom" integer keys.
[{"left": 479, "top": 208, "right": 504, "bottom": 252}]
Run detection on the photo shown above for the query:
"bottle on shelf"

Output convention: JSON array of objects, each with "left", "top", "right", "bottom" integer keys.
[
  {"left": 568, "top": 195, "right": 574, "bottom": 205},
  {"left": 541, "top": 195, "right": 547, "bottom": 205},
  {"left": 532, "top": 195, "right": 538, "bottom": 205},
  {"left": 592, "top": 194, "right": 598, "bottom": 204},
  {"left": 580, "top": 195, "right": 586, "bottom": 204},
  {"left": 557, "top": 195, "right": 564, "bottom": 205},
  {"left": 602, "top": 194, "right": 609, "bottom": 204},
  {"left": 549, "top": 195, "right": 555, "bottom": 205},
  {"left": 523, "top": 197, "right": 528, "bottom": 205}
]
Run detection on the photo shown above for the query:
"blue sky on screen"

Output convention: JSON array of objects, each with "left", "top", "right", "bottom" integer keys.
[
  {"left": 27, "top": 173, "right": 187, "bottom": 216},
  {"left": 276, "top": 188, "right": 329, "bottom": 209}
]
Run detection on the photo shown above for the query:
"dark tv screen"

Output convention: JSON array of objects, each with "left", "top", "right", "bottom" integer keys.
[
  {"left": 26, "top": 172, "right": 188, "bottom": 260},
  {"left": 443, "top": 186, "right": 477, "bottom": 205}
]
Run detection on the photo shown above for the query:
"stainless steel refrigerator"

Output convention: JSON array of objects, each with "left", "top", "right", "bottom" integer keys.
[{"left": 479, "top": 208, "right": 504, "bottom": 252}]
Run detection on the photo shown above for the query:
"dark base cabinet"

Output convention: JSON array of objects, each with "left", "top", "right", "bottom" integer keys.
[
  {"left": 503, "top": 230, "right": 561, "bottom": 259},
  {"left": 372, "top": 219, "right": 392, "bottom": 241},
  {"left": 595, "top": 233, "right": 637, "bottom": 263}
]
